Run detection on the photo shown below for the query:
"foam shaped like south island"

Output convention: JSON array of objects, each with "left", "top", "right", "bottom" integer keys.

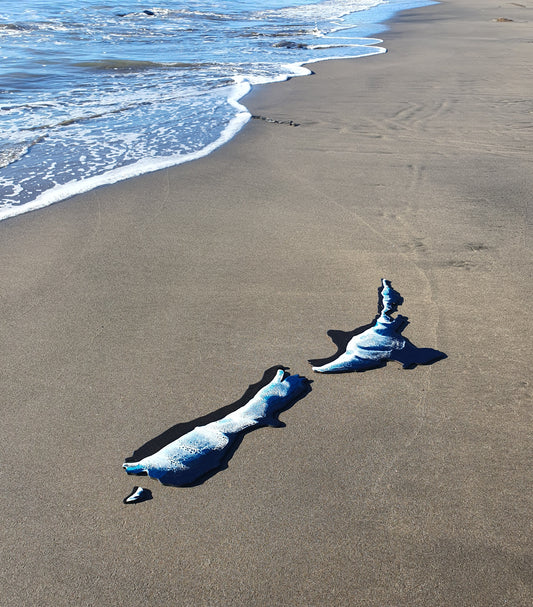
[
  {"left": 123, "top": 370, "right": 310, "bottom": 486},
  {"left": 311, "top": 279, "right": 445, "bottom": 373}
]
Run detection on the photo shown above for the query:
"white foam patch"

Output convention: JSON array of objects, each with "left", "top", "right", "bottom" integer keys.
[
  {"left": 312, "top": 279, "right": 407, "bottom": 373},
  {"left": 311, "top": 278, "right": 445, "bottom": 373},
  {"left": 0, "top": 82, "right": 252, "bottom": 222},
  {"left": 256, "top": 0, "right": 385, "bottom": 22},
  {"left": 123, "top": 370, "right": 309, "bottom": 486}
]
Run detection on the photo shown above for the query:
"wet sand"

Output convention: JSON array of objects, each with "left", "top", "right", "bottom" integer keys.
[{"left": 1, "top": 1, "right": 531, "bottom": 605}]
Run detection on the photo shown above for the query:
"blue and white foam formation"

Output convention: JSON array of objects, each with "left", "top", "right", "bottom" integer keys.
[
  {"left": 0, "top": 0, "right": 436, "bottom": 221},
  {"left": 123, "top": 370, "right": 309, "bottom": 486},
  {"left": 312, "top": 279, "right": 409, "bottom": 372}
]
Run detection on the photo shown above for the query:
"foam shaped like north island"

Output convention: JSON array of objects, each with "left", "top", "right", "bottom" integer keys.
[
  {"left": 123, "top": 370, "right": 309, "bottom": 486},
  {"left": 311, "top": 279, "right": 444, "bottom": 373}
]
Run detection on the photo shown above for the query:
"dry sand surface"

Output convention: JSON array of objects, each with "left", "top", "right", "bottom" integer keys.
[{"left": 1, "top": 1, "right": 531, "bottom": 605}]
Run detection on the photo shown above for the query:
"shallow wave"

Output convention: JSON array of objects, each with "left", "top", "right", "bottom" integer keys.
[
  {"left": 0, "top": 23, "right": 31, "bottom": 32},
  {"left": 115, "top": 7, "right": 235, "bottom": 21},
  {"left": 308, "top": 42, "right": 381, "bottom": 50},
  {"left": 0, "top": 83, "right": 252, "bottom": 222},
  {"left": 256, "top": 0, "right": 385, "bottom": 21},
  {"left": 0, "top": 143, "right": 31, "bottom": 169},
  {"left": 74, "top": 59, "right": 208, "bottom": 71},
  {"left": 239, "top": 29, "right": 311, "bottom": 38},
  {"left": 0, "top": 21, "right": 72, "bottom": 34}
]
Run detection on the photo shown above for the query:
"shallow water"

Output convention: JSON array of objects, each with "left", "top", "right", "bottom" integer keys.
[{"left": 0, "top": 0, "right": 434, "bottom": 220}]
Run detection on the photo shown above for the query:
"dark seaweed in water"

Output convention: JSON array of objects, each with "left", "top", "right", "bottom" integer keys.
[
  {"left": 117, "top": 9, "right": 155, "bottom": 17},
  {"left": 273, "top": 40, "right": 308, "bottom": 49}
]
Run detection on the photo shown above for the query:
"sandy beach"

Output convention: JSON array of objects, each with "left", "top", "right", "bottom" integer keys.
[{"left": 1, "top": 1, "right": 531, "bottom": 605}]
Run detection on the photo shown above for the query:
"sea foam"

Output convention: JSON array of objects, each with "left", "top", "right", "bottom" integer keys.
[{"left": 123, "top": 370, "right": 310, "bottom": 487}]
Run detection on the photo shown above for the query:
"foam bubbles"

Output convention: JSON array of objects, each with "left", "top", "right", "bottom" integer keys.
[{"left": 123, "top": 370, "right": 310, "bottom": 487}]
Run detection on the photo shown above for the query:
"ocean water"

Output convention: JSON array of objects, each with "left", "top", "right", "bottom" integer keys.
[{"left": 0, "top": 0, "right": 433, "bottom": 221}]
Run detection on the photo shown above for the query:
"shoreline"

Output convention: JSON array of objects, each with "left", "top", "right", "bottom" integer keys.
[
  {"left": 0, "top": 0, "right": 427, "bottom": 224},
  {"left": 1, "top": 1, "right": 532, "bottom": 606}
]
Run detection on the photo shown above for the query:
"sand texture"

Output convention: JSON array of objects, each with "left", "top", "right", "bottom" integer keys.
[{"left": 1, "top": 1, "right": 531, "bottom": 605}]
